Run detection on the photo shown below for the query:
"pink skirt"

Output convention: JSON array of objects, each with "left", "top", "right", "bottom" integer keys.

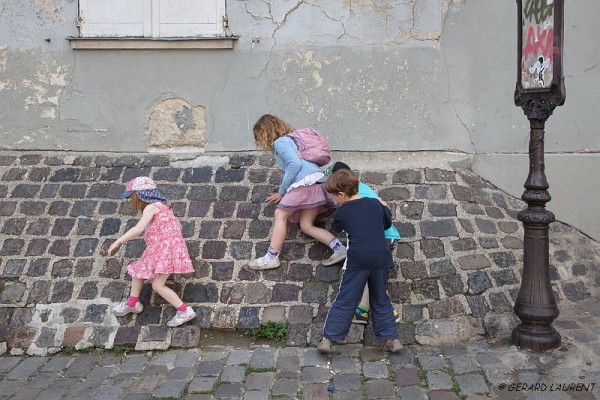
[{"left": 277, "top": 183, "right": 336, "bottom": 224}]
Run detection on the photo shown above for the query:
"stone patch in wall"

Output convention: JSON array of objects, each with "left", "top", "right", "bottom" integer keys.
[{"left": 148, "top": 98, "right": 207, "bottom": 149}]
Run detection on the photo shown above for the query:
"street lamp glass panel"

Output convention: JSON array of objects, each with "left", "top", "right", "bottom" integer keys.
[{"left": 520, "top": 0, "right": 555, "bottom": 90}]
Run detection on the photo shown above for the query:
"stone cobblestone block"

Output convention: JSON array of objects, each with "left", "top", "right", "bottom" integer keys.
[
  {"left": 215, "top": 167, "right": 244, "bottom": 183},
  {"left": 170, "top": 326, "right": 200, "bottom": 348},
  {"left": 388, "top": 281, "right": 412, "bottom": 303},
  {"left": 478, "top": 237, "right": 498, "bottom": 249},
  {"left": 401, "top": 261, "right": 427, "bottom": 280},
  {"left": 48, "top": 239, "right": 70, "bottom": 257},
  {"left": 440, "top": 275, "right": 465, "bottom": 296},
  {"left": 488, "top": 292, "right": 512, "bottom": 312},
  {"left": 365, "top": 379, "right": 395, "bottom": 398},
  {"left": 48, "top": 201, "right": 70, "bottom": 215},
  {"left": 400, "top": 201, "right": 424, "bottom": 220},
  {"left": 420, "top": 220, "right": 458, "bottom": 238},
  {"left": 393, "top": 169, "right": 422, "bottom": 184},
  {"left": 429, "top": 259, "right": 456, "bottom": 278},
  {"left": 426, "top": 168, "right": 456, "bottom": 182},
  {"left": 211, "top": 307, "right": 236, "bottom": 331},
  {"left": 0, "top": 201, "right": 17, "bottom": 216},
  {"left": 8, "top": 326, "right": 36, "bottom": 349},
  {"left": 491, "top": 270, "right": 517, "bottom": 286},
  {"left": 428, "top": 298, "right": 466, "bottom": 319},
  {"left": 457, "top": 255, "right": 490, "bottom": 271},
  {"left": 245, "top": 282, "right": 270, "bottom": 304},
  {"left": 1, "top": 239, "right": 24, "bottom": 256},
  {"left": 428, "top": 203, "right": 457, "bottom": 217},
  {"left": 26, "top": 219, "right": 51, "bottom": 235},
  {"left": 474, "top": 218, "right": 497, "bottom": 234},
  {"left": 426, "top": 370, "right": 453, "bottom": 390},
  {"left": 485, "top": 206, "right": 504, "bottom": 219},
  {"left": 11, "top": 184, "right": 41, "bottom": 198},
  {"left": 2, "top": 218, "right": 27, "bottom": 235},
  {"left": 237, "top": 306, "right": 260, "bottom": 329},
  {"left": 0, "top": 283, "right": 26, "bottom": 303},
  {"left": 562, "top": 281, "right": 591, "bottom": 301},
  {"left": 35, "top": 327, "right": 57, "bottom": 348},
  {"left": 113, "top": 326, "right": 141, "bottom": 346},
  {"left": 220, "top": 284, "right": 245, "bottom": 304},
  {"left": 412, "top": 279, "right": 440, "bottom": 300},
  {"left": 287, "top": 263, "right": 312, "bottom": 282},
  {"left": 288, "top": 305, "right": 313, "bottom": 325},
  {"left": 222, "top": 220, "right": 246, "bottom": 239},
  {"left": 451, "top": 238, "right": 476, "bottom": 252},
  {"left": 302, "top": 283, "right": 328, "bottom": 304},
  {"left": 83, "top": 304, "right": 108, "bottom": 323},
  {"left": 78, "top": 281, "right": 98, "bottom": 299},
  {"left": 272, "top": 284, "right": 300, "bottom": 302},
  {"left": 500, "top": 236, "right": 522, "bottom": 249},
  {"left": 25, "top": 238, "right": 50, "bottom": 257},
  {"left": 465, "top": 295, "right": 489, "bottom": 318},
  {"left": 249, "top": 347, "right": 275, "bottom": 369},
  {"left": 380, "top": 186, "right": 411, "bottom": 201},
  {"left": 2, "top": 259, "right": 26, "bottom": 278},
  {"left": 467, "top": 272, "right": 492, "bottom": 295},
  {"left": 454, "top": 373, "right": 489, "bottom": 395},
  {"left": 89, "top": 326, "right": 114, "bottom": 346}
]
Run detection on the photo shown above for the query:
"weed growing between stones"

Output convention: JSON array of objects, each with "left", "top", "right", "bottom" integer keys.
[
  {"left": 500, "top": 336, "right": 513, "bottom": 346},
  {"left": 245, "top": 367, "right": 276, "bottom": 375},
  {"left": 62, "top": 345, "right": 133, "bottom": 356},
  {"left": 245, "top": 321, "right": 288, "bottom": 343}
]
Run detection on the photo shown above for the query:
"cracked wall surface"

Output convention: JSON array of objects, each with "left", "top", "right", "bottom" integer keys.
[{"left": 1, "top": 0, "right": 600, "bottom": 238}]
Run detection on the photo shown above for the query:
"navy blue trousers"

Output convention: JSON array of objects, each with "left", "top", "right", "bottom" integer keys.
[{"left": 323, "top": 267, "right": 398, "bottom": 341}]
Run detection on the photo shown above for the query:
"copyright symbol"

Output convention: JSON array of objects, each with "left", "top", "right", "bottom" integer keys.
[{"left": 499, "top": 383, "right": 506, "bottom": 390}]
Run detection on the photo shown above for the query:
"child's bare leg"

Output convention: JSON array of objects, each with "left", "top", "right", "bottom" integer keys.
[
  {"left": 269, "top": 208, "right": 295, "bottom": 250},
  {"left": 130, "top": 277, "right": 144, "bottom": 298},
  {"left": 299, "top": 208, "right": 347, "bottom": 266},
  {"left": 249, "top": 208, "right": 295, "bottom": 270},
  {"left": 298, "top": 207, "right": 335, "bottom": 244},
  {"left": 151, "top": 274, "right": 184, "bottom": 308},
  {"left": 360, "top": 285, "right": 370, "bottom": 309}
]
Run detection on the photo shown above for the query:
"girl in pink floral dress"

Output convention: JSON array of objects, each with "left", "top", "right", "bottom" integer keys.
[{"left": 108, "top": 176, "right": 196, "bottom": 327}]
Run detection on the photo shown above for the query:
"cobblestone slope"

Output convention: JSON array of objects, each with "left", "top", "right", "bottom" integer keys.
[{"left": 0, "top": 152, "right": 597, "bottom": 356}]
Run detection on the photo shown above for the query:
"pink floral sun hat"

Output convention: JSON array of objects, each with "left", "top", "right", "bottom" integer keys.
[{"left": 121, "top": 176, "right": 166, "bottom": 203}]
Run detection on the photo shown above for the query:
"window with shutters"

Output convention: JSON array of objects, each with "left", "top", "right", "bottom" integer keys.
[{"left": 71, "top": 0, "right": 234, "bottom": 49}]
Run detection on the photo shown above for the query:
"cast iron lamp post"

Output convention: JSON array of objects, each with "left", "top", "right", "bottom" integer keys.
[{"left": 512, "top": 0, "right": 565, "bottom": 352}]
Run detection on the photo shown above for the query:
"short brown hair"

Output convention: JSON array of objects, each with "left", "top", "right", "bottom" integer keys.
[{"left": 325, "top": 169, "right": 359, "bottom": 197}]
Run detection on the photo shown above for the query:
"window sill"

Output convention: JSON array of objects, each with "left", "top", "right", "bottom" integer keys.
[{"left": 68, "top": 37, "right": 237, "bottom": 50}]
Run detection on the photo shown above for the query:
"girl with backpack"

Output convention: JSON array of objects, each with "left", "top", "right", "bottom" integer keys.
[{"left": 248, "top": 114, "right": 347, "bottom": 270}]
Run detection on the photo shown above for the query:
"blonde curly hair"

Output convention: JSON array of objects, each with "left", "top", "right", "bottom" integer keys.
[{"left": 253, "top": 114, "right": 295, "bottom": 151}]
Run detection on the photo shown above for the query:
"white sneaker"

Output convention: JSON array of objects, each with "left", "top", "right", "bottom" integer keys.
[
  {"left": 322, "top": 249, "right": 347, "bottom": 266},
  {"left": 167, "top": 307, "right": 197, "bottom": 327},
  {"left": 248, "top": 256, "right": 280, "bottom": 271},
  {"left": 112, "top": 300, "right": 144, "bottom": 317}
]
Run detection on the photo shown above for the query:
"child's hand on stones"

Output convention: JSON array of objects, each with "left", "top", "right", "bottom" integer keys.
[
  {"left": 267, "top": 192, "right": 283, "bottom": 204},
  {"left": 107, "top": 241, "right": 122, "bottom": 256}
]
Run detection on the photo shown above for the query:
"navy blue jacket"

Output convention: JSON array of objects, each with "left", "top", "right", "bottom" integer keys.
[{"left": 331, "top": 197, "right": 394, "bottom": 270}]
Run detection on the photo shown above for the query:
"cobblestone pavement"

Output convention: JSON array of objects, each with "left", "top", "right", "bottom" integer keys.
[{"left": 0, "top": 298, "right": 598, "bottom": 400}]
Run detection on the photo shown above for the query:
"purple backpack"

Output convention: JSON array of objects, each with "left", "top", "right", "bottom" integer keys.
[{"left": 287, "top": 128, "right": 332, "bottom": 166}]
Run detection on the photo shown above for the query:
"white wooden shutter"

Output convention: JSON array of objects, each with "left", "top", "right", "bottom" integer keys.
[
  {"left": 156, "top": 0, "right": 225, "bottom": 37},
  {"left": 79, "top": 0, "right": 151, "bottom": 37},
  {"left": 79, "top": 0, "right": 225, "bottom": 38}
]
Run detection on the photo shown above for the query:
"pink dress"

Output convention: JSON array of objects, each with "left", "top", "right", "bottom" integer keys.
[{"left": 127, "top": 203, "right": 194, "bottom": 279}]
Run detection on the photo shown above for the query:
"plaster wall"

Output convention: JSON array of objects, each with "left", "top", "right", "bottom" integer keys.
[{"left": 0, "top": 0, "right": 599, "bottom": 238}]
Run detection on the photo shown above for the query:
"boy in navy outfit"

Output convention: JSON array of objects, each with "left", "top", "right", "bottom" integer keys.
[{"left": 318, "top": 169, "right": 402, "bottom": 354}]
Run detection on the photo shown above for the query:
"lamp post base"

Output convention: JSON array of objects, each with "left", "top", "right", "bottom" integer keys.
[{"left": 512, "top": 323, "right": 561, "bottom": 352}]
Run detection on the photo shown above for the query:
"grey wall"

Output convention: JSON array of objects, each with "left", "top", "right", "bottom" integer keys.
[{"left": 1, "top": 0, "right": 599, "bottom": 238}]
